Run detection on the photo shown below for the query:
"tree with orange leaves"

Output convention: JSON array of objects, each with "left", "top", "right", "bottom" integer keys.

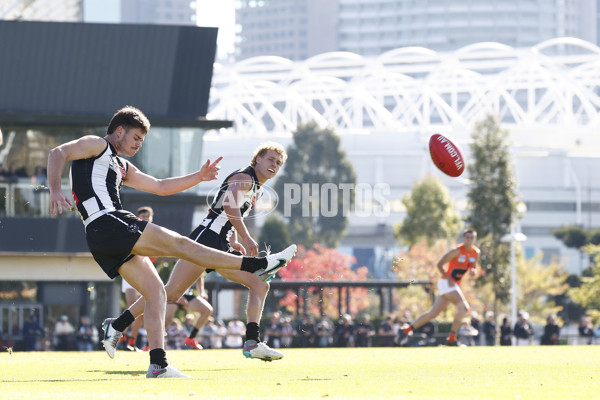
[{"left": 277, "top": 244, "right": 370, "bottom": 316}]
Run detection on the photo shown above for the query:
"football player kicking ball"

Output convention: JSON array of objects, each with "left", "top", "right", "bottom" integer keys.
[
  {"left": 118, "top": 142, "right": 293, "bottom": 361},
  {"left": 48, "top": 106, "right": 296, "bottom": 378},
  {"left": 401, "top": 229, "right": 480, "bottom": 346}
]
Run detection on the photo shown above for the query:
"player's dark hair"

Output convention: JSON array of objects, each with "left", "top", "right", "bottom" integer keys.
[
  {"left": 106, "top": 106, "right": 151, "bottom": 135},
  {"left": 463, "top": 228, "right": 477, "bottom": 236},
  {"left": 136, "top": 206, "right": 154, "bottom": 217}
]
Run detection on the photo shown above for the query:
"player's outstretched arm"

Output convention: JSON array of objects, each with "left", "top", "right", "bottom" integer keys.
[
  {"left": 47, "top": 135, "right": 107, "bottom": 215},
  {"left": 124, "top": 157, "right": 223, "bottom": 196}
]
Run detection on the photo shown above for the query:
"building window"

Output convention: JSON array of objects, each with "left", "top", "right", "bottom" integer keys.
[{"left": 0, "top": 126, "right": 205, "bottom": 217}]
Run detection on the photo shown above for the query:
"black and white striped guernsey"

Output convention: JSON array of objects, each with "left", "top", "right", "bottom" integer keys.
[
  {"left": 70, "top": 140, "right": 128, "bottom": 227},
  {"left": 197, "top": 166, "right": 262, "bottom": 240}
]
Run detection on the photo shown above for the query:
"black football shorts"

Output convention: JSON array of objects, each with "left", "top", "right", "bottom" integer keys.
[
  {"left": 188, "top": 226, "right": 242, "bottom": 273},
  {"left": 85, "top": 210, "right": 148, "bottom": 279}
]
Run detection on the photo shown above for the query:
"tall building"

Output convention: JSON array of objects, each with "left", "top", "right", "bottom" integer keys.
[
  {"left": 121, "top": 0, "right": 196, "bottom": 25},
  {"left": 597, "top": 0, "right": 600, "bottom": 44},
  {"left": 235, "top": 0, "right": 598, "bottom": 60},
  {"left": 338, "top": 0, "right": 597, "bottom": 56},
  {"left": 235, "top": 0, "right": 338, "bottom": 60},
  {"left": 1, "top": 0, "right": 197, "bottom": 25},
  {"left": 0, "top": 0, "right": 82, "bottom": 21}
]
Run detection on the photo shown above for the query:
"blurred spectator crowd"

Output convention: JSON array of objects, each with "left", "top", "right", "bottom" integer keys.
[{"left": 4, "top": 309, "right": 600, "bottom": 352}]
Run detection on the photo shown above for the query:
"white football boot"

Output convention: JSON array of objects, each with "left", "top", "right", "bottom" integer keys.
[
  {"left": 256, "top": 244, "right": 297, "bottom": 282},
  {"left": 101, "top": 318, "right": 123, "bottom": 359},
  {"left": 243, "top": 340, "right": 284, "bottom": 361},
  {"left": 146, "top": 364, "right": 191, "bottom": 378}
]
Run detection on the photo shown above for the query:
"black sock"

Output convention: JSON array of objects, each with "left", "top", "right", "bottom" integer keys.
[
  {"left": 189, "top": 327, "right": 199, "bottom": 339},
  {"left": 111, "top": 310, "right": 135, "bottom": 332},
  {"left": 246, "top": 322, "right": 260, "bottom": 342},
  {"left": 149, "top": 348, "right": 168, "bottom": 368},
  {"left": 241, "top": 257, "right": 268, "bottom": 273}
]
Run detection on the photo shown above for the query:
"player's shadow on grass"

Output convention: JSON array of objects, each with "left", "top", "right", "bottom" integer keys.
[
  {"left": 89, "top": 368, "right": 243, "bottom": 375},
  {"left": 189, "top": 368, "right": 243, "bottom": 372},
  {"left": 88, "top": 369, "right": 144, "bottom": 376},
  {"left": 1, "top": 378, "right": 122, "bottom": 383},
  {"left": 297, "top": 378, "right": 334, "bottom": 382}
]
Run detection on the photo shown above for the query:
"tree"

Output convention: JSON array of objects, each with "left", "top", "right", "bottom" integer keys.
[
  {"left": 517, "top": 253, "right": 569, "bottom": 324},
  {"left": 569, "top": 245, "right": 600, "bottom": 323},
  {"left": 274, "top": 122, "right": 357, "bottom": 248},
  {"left": 258, "top": 214, "right": 291, "bottom": 253},
  {"left": 277, "top": 245, "right": 369, "bottom": 316},
  {"left": 394, "top": 174, "right": 463, "bottom": 246},
  {"left": 553, "top": 225, "right": 588, "bottom": 248},
  {"left": 553, "top": 225, "right": 595, "bottom": 272},
  {"left": 466, "top": 115, "right": 518, "bottom": 306}
]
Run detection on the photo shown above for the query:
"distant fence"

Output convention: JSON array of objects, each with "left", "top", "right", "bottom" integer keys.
[{"left": 204, "top": 279, "right": 434, "bottom": 317}]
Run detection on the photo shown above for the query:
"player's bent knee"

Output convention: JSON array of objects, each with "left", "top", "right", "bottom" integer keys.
[
  {"left": 252, "top": 280, "right": 270, "bottom": 296},
  {"left": 141, "top": 284, "right": 166, "bottom": 304}
]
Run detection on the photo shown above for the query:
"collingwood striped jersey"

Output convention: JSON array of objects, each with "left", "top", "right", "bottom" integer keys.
[
  {"left": 70, "top": 140, "right": 128, "bottom": 226},
  {"left": 199, "top": 166, "right": 262, "bottom": 239}
]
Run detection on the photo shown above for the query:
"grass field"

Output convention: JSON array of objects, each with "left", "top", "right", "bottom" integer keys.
[{"left": 2, "top": 346, "right": 600, "bottom": 399}]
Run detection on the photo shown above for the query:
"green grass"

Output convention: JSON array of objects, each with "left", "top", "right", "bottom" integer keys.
[{"left": 2, "top": 346, "right": 600, "bottom": 399}]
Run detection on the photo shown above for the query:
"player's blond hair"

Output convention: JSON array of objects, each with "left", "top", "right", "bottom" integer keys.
[{"left": 250, "top": 142, "right": 287, "bottom": 167}]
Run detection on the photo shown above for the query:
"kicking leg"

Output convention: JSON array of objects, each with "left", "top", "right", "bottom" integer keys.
[
  {"left": 133, "top": 224, "right": 245, "bottom": 270},
  {"left": 132, "top": 223, "right": 296, "bottom": 277}
]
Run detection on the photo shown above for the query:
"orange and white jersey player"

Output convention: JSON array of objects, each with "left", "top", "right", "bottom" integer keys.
[{"left": 401, "top": 229, "right": 480, "bottom": 346}]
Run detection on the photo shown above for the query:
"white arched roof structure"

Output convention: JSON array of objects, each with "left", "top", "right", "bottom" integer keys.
[
  {"left": 203, "top": 38, "right": 600, "bottom": 275},
  {"left": 209, "top": 38, "right": 600, "bottom": 144}
]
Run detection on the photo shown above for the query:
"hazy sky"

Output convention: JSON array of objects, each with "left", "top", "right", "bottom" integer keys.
[
  {"left": 83, "top": 0, "right": 236, "bottom": 59},
  {"left": 196, "top": 0, "right": 236, "bottom": 59},
  {"left": 83, "top": 0, "right": 120, "bottom": 23}
]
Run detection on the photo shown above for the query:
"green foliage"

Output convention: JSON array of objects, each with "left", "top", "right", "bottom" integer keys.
[
  {"left": 553, "top": 225, "right": 589, "bottom": 248},
  {"left": 466, "top": 115, "right": 518, "bottom": 304},
  {"left": 258, "top": 214, "right": 291, "bottom": 253},
  {"left": 569, "top": 244, "right": 600, "bottom": 323},
  {"left": 156, "top": 259, "right": 176, "bottom": 284},
  {"left": 517, "top": 253, "right": 569, "bottom": 325},
  {"left": 274, "top": 122, "right": 357, "bottom": 248},
  {"left": 394, "top": 175, "right": 463, "bottom": 246},
  {"left": 588, "top": 229, "right": 600, "bottom": 245}
]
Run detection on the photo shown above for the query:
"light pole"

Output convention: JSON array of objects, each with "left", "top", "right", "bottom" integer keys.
[{"left": 502, "top": 203, "right": 527, "bottom": 326}]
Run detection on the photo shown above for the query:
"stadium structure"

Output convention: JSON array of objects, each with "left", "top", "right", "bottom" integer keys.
[{"left": 200, "top": 37, "right": 600, "bottom": 275}]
